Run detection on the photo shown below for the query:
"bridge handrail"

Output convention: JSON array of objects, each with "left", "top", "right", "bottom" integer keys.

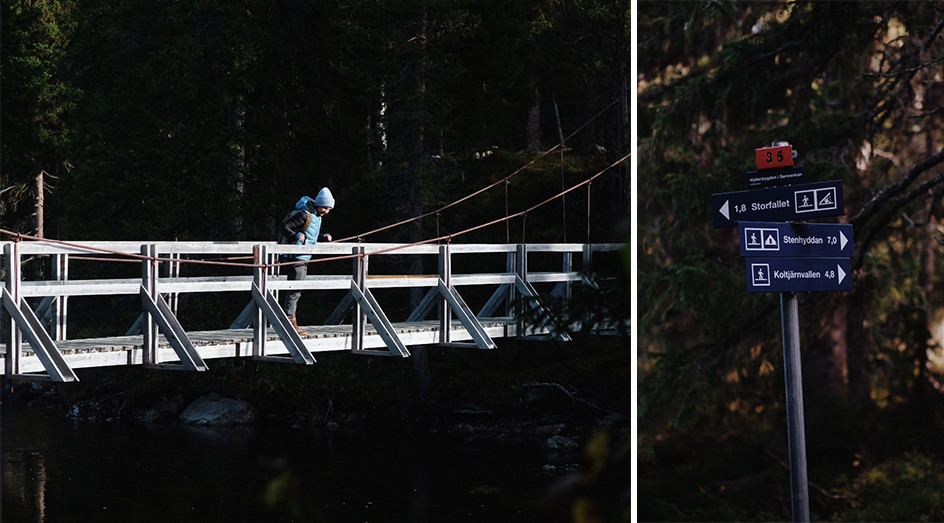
[
  {"left": 5, "top": 240, "right": 618, "bottom": 299},
  {"left": 12, "top": 272, "right": 590, "bottom": 297},
  {"left": 2, "top": 239, "right": 623, "bottom": 260},
  {"left": 3, "top": 240, "right": 620, "bottom": 256},
  {"left": 3, "top": 239, "right": 624, "bottom": 381}
]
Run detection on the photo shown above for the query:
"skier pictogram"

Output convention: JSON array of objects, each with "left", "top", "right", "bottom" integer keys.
[{"left": 751, "top": 263, "right": 771, "bottom": 286}]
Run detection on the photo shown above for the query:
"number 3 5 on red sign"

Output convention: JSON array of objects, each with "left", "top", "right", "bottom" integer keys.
[{"left": 755, "top": 145, "right": 794, "bottom": 170}]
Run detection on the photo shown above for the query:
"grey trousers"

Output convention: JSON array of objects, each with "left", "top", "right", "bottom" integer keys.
[{"left": 284, "top": 262, "right": 308, "bottom": 317}]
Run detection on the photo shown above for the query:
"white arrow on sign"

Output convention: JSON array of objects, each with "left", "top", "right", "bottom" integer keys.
[
  {"left": 720, "top": 200, "right": 730, "bottom": 221},
  {"left": 838, "top": 264, "right": 846, "bottom": 284},
  {"left": 840, "top": 231, "right": 849, "bottom": 251}
]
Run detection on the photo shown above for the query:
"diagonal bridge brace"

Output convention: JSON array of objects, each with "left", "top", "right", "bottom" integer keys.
[
  {"left": 513, "top": 275, "right": 572, "bottom": 342},
  {"left": 2, "top": 287, "right": 78, "bottom": 382},
  {"left": 475, "top": 278, "right": 573, "bottom": 342},
  {"left": 349, "top": 282, "right": 410, "bottom": 357},
  {"left": 140, "top": 286, "right": 209, "bottom": 372},
  {"left": 250, "top": 283, "right": 315, "bottom": 365},
  {"left": 403, "top": 281, "right": 497, "bottom": 350},
  {"left": 437, "top": 279, "right": 497, "bottom": 349}
]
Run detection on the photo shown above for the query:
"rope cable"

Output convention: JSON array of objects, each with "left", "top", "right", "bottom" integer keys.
[
  {"left": 334, "top": 98, "right": 618, "bottom": 243},
  {"left": 0, "top": 101, "right": 625, "bottom": 271},
  {"left": 0, "top": 150, "right": 629, "bottom": 269},
  {"left": 0, "top": 150, "right": 628, "bottom": 274}
]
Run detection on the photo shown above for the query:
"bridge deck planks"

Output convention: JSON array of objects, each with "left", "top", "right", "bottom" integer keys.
[{"left": 0, "top": 318, "right": 521, "bottom": 376}]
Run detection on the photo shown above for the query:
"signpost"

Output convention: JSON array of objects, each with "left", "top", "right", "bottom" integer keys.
[
  {"left": 739, "top": 222, "right": 853, "bottom": 258},
  {"left": 711, "top": 142, "right": 855, "bottom": 523},
  {"left": 712, "top": 179, "right": 844, "bottom": 227},
  {"left": 745, "top": 257, "right": 852, "bottom": 293}
]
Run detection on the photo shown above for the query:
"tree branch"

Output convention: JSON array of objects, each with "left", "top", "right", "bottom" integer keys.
[
  {"left": 850, "top": 147, "right": 944, "bottom": 226},
  {"left": 853, "top": 170, "right": 944, "bottom": 271}
]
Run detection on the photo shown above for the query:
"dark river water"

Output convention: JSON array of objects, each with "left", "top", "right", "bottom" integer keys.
[{"left": 2, "top": 404, "right": 565, "bottom": 522}]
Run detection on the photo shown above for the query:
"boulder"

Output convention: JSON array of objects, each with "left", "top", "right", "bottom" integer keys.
[{"left": 179, "top": 393, "right": 257, "bottom": 427}]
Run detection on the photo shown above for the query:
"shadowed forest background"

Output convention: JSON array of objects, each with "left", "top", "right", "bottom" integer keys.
[
  {"left": 638, "top": 1, "right": 944, "bottom": 521},
  {"left": 2, "top": 2, "right": 631, "bottom": 522},
  {"left": 2, "top": 0, "right": 629, "bottom": 245}
]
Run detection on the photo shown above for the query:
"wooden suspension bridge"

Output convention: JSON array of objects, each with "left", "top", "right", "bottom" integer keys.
[{"left": 1, "top": 239, "right": 624, "bottom": 382}]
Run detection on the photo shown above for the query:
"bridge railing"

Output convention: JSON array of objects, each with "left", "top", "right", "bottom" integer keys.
[{"left": 2, "top": 240, "right": 623, "bottom": 381}]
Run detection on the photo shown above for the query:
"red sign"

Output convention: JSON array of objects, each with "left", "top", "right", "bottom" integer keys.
[{"left": 755, "top": 145, "right": 794, "bottom": 170}]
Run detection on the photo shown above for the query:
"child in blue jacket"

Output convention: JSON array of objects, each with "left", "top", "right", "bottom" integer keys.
[{"left": 278, "top": 187, "right": 334, "bottom": 335}]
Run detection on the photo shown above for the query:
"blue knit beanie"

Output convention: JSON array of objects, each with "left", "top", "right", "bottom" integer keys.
[{"left": 313, "top": 187, "right": 335, "bottom": 208}]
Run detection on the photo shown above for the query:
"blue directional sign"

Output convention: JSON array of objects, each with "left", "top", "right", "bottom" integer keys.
[
  {"left": 739, "top": 222, "right": 853, "bottom": 258},
  {"left": 745, "top": 257, "right": 852, "bottom": 293},
  {"left": 712, "top": 180, "right": 844, "bottom": 228}
]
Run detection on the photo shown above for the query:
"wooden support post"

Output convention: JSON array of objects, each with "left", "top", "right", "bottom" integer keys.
[
  {"left": 351, "top": 246, "right": 367, "bottom": 352},
  {"left": 52, "top": 253, "right": 68, "bottom": 340},
  {"left": 516, "top": 244, "right": 527, "bottom": 337},
  {"left": 506, "top": 251, "right": 516, "bottom": 318},
  {"left": 249, "top": 244, "right": 314, "bottom": 365},
  {"left": 161, "top": 251, "right": 180, "bottom": 315},
  {"left": 438, "top": 244, "right": 451, "bottom": 344},
  {"left": 3, "top": 242, "right": 21, "bottom": 375},
  {"left": 561, "top": 251, "right": 573, "bottom": 314},
  {"left": 141, "top": 244, "right": 158, "bottom": 365},
  {"left": 252, "top": 245, "right": 266, "bottom": 358}
]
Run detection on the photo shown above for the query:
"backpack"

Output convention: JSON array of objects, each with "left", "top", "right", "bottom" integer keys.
[{"left": 277, "top": 209, "right": 312, "bottom": 244}]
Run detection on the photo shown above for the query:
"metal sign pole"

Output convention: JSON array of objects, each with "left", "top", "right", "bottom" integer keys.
[{"left": 780, "top": 291, "right": 810, "bottom": 522}]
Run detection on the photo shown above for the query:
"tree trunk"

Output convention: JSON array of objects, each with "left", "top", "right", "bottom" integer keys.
[
  {"left": 807, "top": 297, "right": 850, "bottom": 401},
  {"left": 846, "top": 291, "right": 871, "bottom": 405},
  {"left": 35, "top": 170, "right": 45, "bottom": 238},
  {"left": 229, "top": 95, "right": 246, "bottom": 239},
  {"left": 407, "top": 8, "right": 433, "bottom": 398},
  {"left": 525, "top": 73, "right": 541, "bottom": 151},
  {"left": 619, "top": 13, "right": 631, "bottom": 223}
]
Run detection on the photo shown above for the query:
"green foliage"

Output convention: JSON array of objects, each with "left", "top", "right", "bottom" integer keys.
[
  {"left": 639, "top": 1, "right": 944, "bottom": 518},
  {"left": 0, "top": 0, "right": 77, "bottom": 231},
  {"left": 830, "top": 453, "right": 944, "bottom": 522},
  {"left": 641, "top": 426, "right": 944, "bottom": 522}
]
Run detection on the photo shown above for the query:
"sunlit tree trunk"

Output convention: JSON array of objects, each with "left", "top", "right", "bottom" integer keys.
[{"left": 35, "top": 170, "right": 44, "bottom": 238}]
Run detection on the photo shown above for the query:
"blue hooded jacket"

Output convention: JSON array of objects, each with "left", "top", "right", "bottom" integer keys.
[{"left": 288, "top": 196, "right": 322, "bottom": 261}]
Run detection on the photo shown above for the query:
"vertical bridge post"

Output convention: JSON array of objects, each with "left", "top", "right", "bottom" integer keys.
[
  {"left": 252, "top": 245, "right": 266, "bottom": 358},
  {"left": 250, "top": 244, "right": 313, "bottom": 364},
  {"left": 438, "top": 244, "right": 451, "bottom": 344},
  {"left": 3, "top": 241, "right": 22, "bottom": 376},
  {"left": 515, "top": 244, "right": 527, "bottom": 337},
  {"left": 47, "top": 252, "right": 69, "bottom": 340},
  {"left": 351, "top": 246, "right": 367, "bottom": 352},
  {"left": 141, "top": 244, "right": 158, "bottom": 365},
  {"left": 139, "top": 244, "right": 207, "bottom": 371},
  {"left": 2, "top": 241, "right": 76, "bottom": 381}
]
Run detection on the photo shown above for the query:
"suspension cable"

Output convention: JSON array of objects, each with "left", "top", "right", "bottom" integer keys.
[
  {"left": 0, "top": 101, "right": 625, "bottom": 269},
  {"left": 0, "top": 150, "right": 628, "bottom": 271},
  {"left": 334, "top": 98, "right": 618, "bottom": 243}
]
